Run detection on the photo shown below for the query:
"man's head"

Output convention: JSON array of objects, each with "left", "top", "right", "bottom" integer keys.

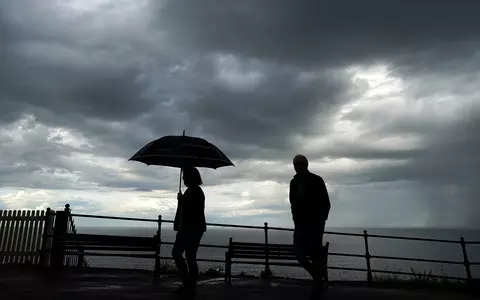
[{"left": 293, "top": 154, "right": 309, "bottom": 174}]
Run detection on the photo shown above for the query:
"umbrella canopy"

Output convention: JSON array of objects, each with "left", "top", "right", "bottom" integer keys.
[{"left": 129, "top": 134, "right": 234, "bottom": 169}]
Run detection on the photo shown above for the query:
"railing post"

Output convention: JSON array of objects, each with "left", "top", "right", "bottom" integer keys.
[
  {"left": 50, "top": 205, "right": 69, "bottom": 270},
  {"left": 225, "top": 237, "right": 233, "bottom": 284},
  {"left": 460, "top": 237, "right": 472, "bottom": 286},
  {"left": 39, "top": 208, "right": 52, "bottom": 266},
  {"left": 264, "top": 222, "right": 270, "bottom": 276},
  {"left": 154, "top": 215, "right": 162, "bottom": 277},
  {"left": 363, "top": 230, "right": 373, "bottom": 284},
  {"left": 77, "top": 248, "right": 84, "bottom": 268}
]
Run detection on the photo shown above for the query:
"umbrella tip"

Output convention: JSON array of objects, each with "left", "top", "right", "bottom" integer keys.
[{"left": 182, "top": 130, "right": 185, "bottom": 136}]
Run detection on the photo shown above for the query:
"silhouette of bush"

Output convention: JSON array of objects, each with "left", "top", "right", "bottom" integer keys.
[
  {"left": 260, "top": 268, "right": 273, "bottom": 279},
  {"left": 200, "top": 267, "right": 223, "bottom": 278}
]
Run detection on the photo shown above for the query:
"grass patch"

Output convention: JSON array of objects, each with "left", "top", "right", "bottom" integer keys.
[
  {"left": 260, "top": 268, "right": 273, "bottom": 279},
  {"left": 157, "top": 262, "right": 178, "bottom": 274},
  {"left": 200, "top": 266, "right": 224, "bottom": 278},
  {"left": 372, "top": 267, "right": 469, "bottom": 293}
]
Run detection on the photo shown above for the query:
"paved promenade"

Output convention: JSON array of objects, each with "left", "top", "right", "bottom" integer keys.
[{"left": 0, "top": 266, "right": 476, "bottom": 300}]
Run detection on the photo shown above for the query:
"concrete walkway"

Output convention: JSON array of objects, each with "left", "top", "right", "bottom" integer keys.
[{"left": 0, "top": 267, "right": 476, "bottom": 300}]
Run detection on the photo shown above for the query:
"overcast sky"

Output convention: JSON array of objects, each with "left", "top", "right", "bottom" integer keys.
[{"left": 1, "top": 0, "right": 479, "bottom": 229}]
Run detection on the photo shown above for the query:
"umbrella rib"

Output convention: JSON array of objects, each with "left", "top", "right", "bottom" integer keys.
[
  {"left": 154, "top": 144, "right": 222, "bottom": 151},
  {"left": 134, "top": 154, "right": 232, "bottom": 163}
]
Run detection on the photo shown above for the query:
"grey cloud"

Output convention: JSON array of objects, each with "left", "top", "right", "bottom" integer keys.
[
  {"left": 1, "top": 43, "right": 152, "bottom": 122},
  {"left": 337, "top": 108, "right": 480, "bottom": 185},
  {"left": 335, "top": 112, "right": 480, "bottom": 227},
  {"left": 0, "top": 115, "right": 176, "bottom": 191},
  {"left": 1, "top": 0, "right": 479, "bottom": 228},
  {"left": 178, "top": 61, "right": 355, "bottom": 159},
  {"left": 156, "top": 0, "right": 480, "bottom": 69},
  {"left": 0, "top": 0, "right": 173, "bottom": 126}
]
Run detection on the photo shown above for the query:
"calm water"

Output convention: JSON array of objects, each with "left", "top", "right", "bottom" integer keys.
[{"left": 77, "top": 226, "right": 480, "bottom": 281}]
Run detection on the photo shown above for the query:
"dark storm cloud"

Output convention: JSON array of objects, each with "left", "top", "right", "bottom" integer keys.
[
  {"left": 0, "top": 0, "right": 172, "bottom": 127},
  {"left": 0, "top": 0, "right": 189, "bottom": 170},
  {"left": 1, "top": 0, "right": 479, "bottom": 227},
  {"left": 334, "top": 110, "right": 480, "bottom": 227},
  {"left": 156, "top": 0, "right": 480, "bottom": 68},
  {"left": 1, "top": 0, "right": 477, "bottom": 160},
  {"left": 1, "top": 36, "right": 152, "bottom": 122},
  {"left": 358, "top": 112, "right": 480, "bottom": 186},
  {"left": 179, "top": 61, "right": 354, "bottom": 160}
]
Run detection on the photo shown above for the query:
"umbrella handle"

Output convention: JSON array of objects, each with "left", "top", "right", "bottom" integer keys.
[
  {"left": 178, "top": 168, "right": 183, "bottom": 193},
  {"left": 179, "top": 129, "right": 185, "bottom": 193}
]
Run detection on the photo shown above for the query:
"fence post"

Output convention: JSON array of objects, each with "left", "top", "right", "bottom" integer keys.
[
  {"left": 460, "top": 237, "right": 472, "bottom": 286},
  {"left": 363, "top": 230, "right": 373, "bottom": 284},
  {"left": 154, "top": 215, "right": 162, "bottom": 277},
  {"left": 264, "top": 222, "right": 271, "bottom": 276},
  {"left": 39, "top": 208, "right": 52, "bottom": 266},
  {"left": 50, "top": 205, "right": 69, "bottom": 270}
]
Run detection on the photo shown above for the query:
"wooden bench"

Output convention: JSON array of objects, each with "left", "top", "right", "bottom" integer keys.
[
  {"left": 225, "top": 238, "right": 329, "bottom": 284},
  {"left": 56, "top": 233, "right": 161, "bottom": 275}
]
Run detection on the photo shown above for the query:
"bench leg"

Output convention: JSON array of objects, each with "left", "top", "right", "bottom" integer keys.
[
  {"left": 226, "top": 238, "right": 233, "bottom": 285},
  {"left": 225, "top": 253, "right": 232, "bottom": 285},
  {"left": 227, "top": 263, "right": 232, "bottom": 285}
]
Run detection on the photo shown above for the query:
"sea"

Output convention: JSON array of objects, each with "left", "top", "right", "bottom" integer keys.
[{"left": 76, "top": 226, "right": 480, "bottom": 281}]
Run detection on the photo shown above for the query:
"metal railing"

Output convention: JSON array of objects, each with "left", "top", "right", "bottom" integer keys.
[
  {"left": 64, "top": 205, "right": 88, "bottom": 268},
  {"left": 68, "top": 208, "right": 479, "bottom": 285}
]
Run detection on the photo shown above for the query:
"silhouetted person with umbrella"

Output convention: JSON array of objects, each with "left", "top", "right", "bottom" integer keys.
[
  {"left": 289, "top": 155, "right": 331, "bottom": 296},
  {"left": 172, "top": 167, "right": 207, "bottom": 294}
]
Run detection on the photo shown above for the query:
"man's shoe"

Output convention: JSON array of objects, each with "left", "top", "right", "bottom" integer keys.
[
  {"left": 308, "top": 277, "right": 325, "bottom": 299},
  {"left": 174, "top": 284, "right": 196, "bottom": 295}
]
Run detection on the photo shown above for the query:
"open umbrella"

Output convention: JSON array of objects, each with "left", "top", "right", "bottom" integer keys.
[{"left": 129, "top": 131, "right": 234, "bottom": 192}]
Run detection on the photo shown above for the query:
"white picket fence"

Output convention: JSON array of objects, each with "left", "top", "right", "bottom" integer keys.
[{"left": 0, "top": 210, "right": 54, "bottom": 264}]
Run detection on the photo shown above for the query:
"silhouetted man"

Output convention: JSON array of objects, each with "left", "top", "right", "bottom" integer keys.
[{"left": 289, "top": 154, "right": 330, "bottom": 290}]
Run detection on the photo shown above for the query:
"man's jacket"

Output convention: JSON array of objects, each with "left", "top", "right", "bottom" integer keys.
[{"left": 289, "top": 171, "right": 331, "bottom": 227}]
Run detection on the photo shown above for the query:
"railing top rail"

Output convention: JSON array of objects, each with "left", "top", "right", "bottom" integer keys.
[
  {"left": 71, "top": 213, "right": 158, "bottom": 223},
  {"left": 70, "top": 212, "right": 471, "bottom": 244},
  {"left": 366, "top": 233, "right": 460, "bottom": 244},
  {"left": 70, "top": 213, "right": 264, "bottom": 229},
  {"left": 370, "top": 254, "right": 464, "bottom": 265},
  {"left": 206, "top": 222, "right": 263, "bottom": 230}
]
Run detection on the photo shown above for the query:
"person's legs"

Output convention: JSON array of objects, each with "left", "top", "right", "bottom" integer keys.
[
  {"left": 310, "top": 222, "right": 326, "bottom": 283},
  {"left": 294, "top": 229, "right": 315, "bottom": 277},
  {"left": 172, "top": 231, "right": 188, "bottom": 286},
  {"left": 185, "top": 231, "right": 203, "bottom": 289}
]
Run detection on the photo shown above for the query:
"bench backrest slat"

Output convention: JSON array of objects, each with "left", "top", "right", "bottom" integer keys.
[
  {"left": 63, "top": 245, "right": 154, "bottom": 252},
  {"left": 229, "top": 240, "right": 328, "bottom": 261},
  {"left": 60, "top": 233, "right": 156, "bottom": 249}
]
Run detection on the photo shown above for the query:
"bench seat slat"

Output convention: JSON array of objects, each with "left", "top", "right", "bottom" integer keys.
[
  {"left": 231, "top": 248, "right": 294, "bottom": 252},
  {"left": 62, "top": 241, "right": 155, "bottom": 247},
  {"left": 64, "top": 246, "right": 154, "bottom": 252},
  {"left": 233, "top": 255, "right": 299, "bottom": 260},
  {"left": 232, "top": 242, "right": 294, "bottom": 249},
  {"left": 232, "top": 247, "right": 295, "bottom": 252},
  {"left": 79, "top": 252, "right": 155, "bottom": 258},
  {"left": 232, "top": 250, "right": 296, "bottom": 256},
  {"left": 61, "top": 233, "right": 153, "bottom": 243}
]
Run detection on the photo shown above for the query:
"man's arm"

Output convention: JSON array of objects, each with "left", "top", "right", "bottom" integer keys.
[
  {"left": 289, "top": 179, "right": 299, "bottom": 224},
  {"left": 318, "top": 177, "right": 331, "bottom": 221}
]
